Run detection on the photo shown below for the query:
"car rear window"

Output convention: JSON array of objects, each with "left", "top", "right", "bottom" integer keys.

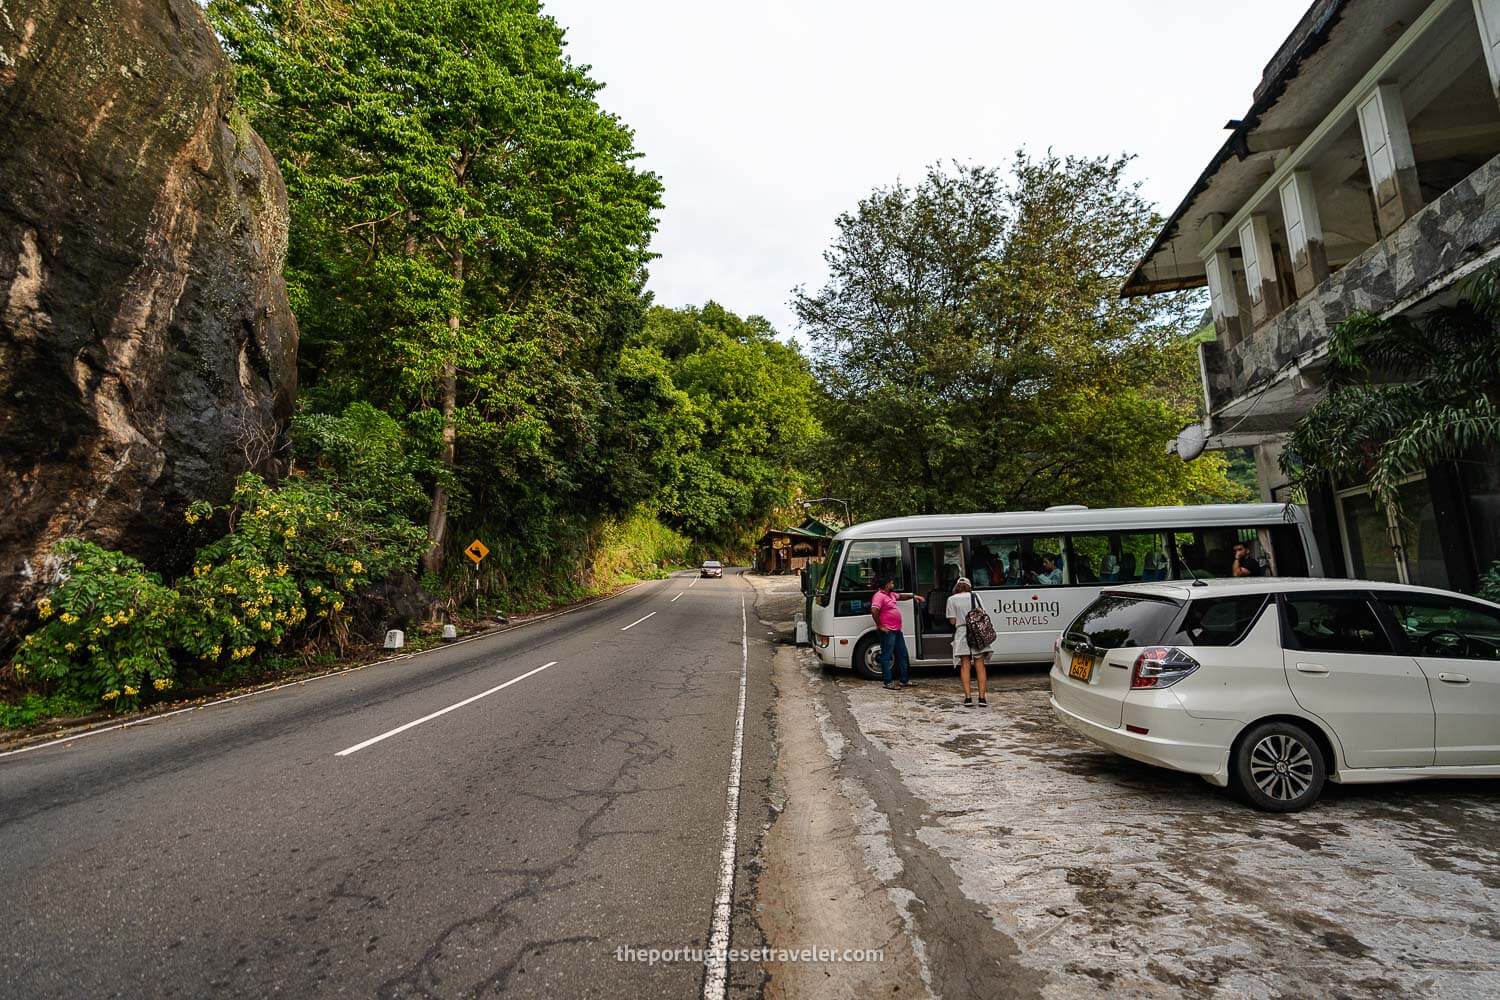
[
  {"left": 1164, "top": 594, "right": 1270, "bottom": 648},
  {"left": 1065, "top": 594, "right": 1181, "bottom": 651}
]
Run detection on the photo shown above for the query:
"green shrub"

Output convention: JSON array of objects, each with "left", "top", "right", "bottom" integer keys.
[
  {"left": 1479, "top": 561, "right": 1500, "bottom": 604},
  {"left": 0, "top": 691, "right": 98, "bottom": 728},
  {"left": 179, "top": 472, "right": 427, "bottom": 662},
  {"left": 12, "top": 540, "right": 180, "bottom": 707}
]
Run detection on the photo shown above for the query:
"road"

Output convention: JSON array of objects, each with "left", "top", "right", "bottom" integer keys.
[{"left": 0, "top": 570, "right": 773, "bottom": 999}]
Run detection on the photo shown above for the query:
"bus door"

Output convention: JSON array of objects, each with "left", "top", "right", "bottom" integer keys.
[{"left": 911, "top": 539, "right": 964, "bottom": 661}]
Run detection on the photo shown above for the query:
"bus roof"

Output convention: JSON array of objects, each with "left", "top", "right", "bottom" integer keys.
[{"left": 832, "top": 504, "right": 1301, "bottom": 541}]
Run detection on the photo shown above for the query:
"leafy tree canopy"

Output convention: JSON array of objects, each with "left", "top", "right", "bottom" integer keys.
[
  {"left": 633, "top": 303, "right": 823, "bottom": 544},
  {"left": 210, "top": 0, "right": 665, "bottom": 572},
  {"left": 796, "top": 154, "right": 1245, "bottom": 518}
]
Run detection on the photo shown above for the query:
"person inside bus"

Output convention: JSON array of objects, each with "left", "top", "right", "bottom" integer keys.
[
  {"left": 1232, "top": 540, "right": 1266, "bottom": 577},
  {"left": 971, "top": 553, "right": 992, "bottom": 587},
  {"left": 1031, "top": 553, "right": 1063, "bottom": 586},
  {"left": 1005, "top": 552, "right": 1024, "bottom": 585},
  {"left": 946, "top": 577, "right": 991, "bottom": 708},
  {"left": 1100, "top": 552, "right": 1120, "bottom": 582}
]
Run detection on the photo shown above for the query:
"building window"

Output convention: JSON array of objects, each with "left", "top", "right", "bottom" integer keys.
[
  {"left": 1335, "top": 474, "right": 1449, "bottom": 588},
  {"left": 1460, "top": 449, "right": 1500, "bottom": 575}
]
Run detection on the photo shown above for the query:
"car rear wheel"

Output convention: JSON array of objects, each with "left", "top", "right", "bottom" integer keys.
[
  {"left": 852, "top": 634, "right": 883, "bottom": 681},
  {"left": 1232, "top": 720, "right": 1326, "bottom": 812}
]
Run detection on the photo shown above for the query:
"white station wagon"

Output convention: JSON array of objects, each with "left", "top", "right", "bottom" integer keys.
[{"left": 1050, "top": 578, "right": 1500, "bottom": 811}]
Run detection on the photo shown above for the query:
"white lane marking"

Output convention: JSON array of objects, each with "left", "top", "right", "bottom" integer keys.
[
  {"left": 621, "top": 611, "right": 657, "bottom": 631},
  {"left": 334, "top": 661, "right": 558, "bottom": 757},
  {"left": 688, "top": 576, "right": 699, "bottom": 588},
  {"left": 671, "top": 592, "right": 684, "bottom": 602},
  {"left": 703, "top": 597, "right": 748, "bottom": 999},
  {"left": 0, "top": 579, "right": 658, "bottom": 762}
]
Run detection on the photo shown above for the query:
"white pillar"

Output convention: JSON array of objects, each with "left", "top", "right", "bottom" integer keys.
[
  {"left": 1278, "top": 171, "right": 1329, "bottom": 298},
  {"left": 1475, "top": 0, "right": 1500, "bottom": 107},
  {"left": 1204, "top": 249, "right": 1247, "bottom": 347},
  {"left": 1356, "top": 82, "right": 1423, "bottom": 235},
  {"left": 1237, "top": 214, "right": 1283, "bottom": 324}
]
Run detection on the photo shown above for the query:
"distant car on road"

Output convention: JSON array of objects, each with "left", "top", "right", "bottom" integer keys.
[
  {"left": 701, "top": 560, "right": 723, "bottom": 578},
  {"left": 1050, "top": 578, "right": 1500, "bottom": 811}
]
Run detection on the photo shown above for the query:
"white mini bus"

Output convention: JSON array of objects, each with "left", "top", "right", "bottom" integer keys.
[{"left": 807, "top": 504, "right": 1321, "bottom": 679}]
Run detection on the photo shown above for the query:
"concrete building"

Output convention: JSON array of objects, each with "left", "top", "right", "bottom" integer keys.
[{"left": 1124, "top": 0, "right": 1500, "bottom": 591}]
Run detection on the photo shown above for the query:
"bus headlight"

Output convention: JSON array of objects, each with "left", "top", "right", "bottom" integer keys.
[{"left": 813, "top": 632, "right": 831, "bottom": 648}]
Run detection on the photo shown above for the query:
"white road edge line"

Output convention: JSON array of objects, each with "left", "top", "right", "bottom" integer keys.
[
  {"left": 702, "top": 596, "right": 748, "bottom": 999},
  {"left": 671, "top": 592, "right": 684, "bottom": 602},
  {"left": 334, "top": 661, "right": 557, "bottom": 757},
  {"left": 621, "top": 611, "right": 657, "bottom": 631},
  {"left": 0, "top": 579, "right": 660, "bottom": 761}
]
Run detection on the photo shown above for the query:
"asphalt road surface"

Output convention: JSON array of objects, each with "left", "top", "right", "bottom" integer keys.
[{"left": 0, "top": 570, "right": 772, "bottom": 999}]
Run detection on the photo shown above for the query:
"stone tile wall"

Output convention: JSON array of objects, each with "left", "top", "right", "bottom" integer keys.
[{"left": 1204, "top": 151, "right": 1500, "bottom": 411}]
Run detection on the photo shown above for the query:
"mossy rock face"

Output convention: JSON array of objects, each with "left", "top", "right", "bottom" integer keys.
[{"left": 0, "top": 0, "right": 298, "bottom": 635}]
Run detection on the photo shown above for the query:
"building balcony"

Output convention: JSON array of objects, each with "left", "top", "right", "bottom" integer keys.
[{"left": 1202, "top": 148, "right": 1500, "bottom": 433}]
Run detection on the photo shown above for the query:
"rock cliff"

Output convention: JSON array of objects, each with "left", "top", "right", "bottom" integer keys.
[{"left": 0, "top": 0, "right": 297, "bottom": 635}]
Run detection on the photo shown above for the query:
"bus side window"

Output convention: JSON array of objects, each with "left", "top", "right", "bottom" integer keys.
[
  {"left": 1119, "top": 532, "right": 1167, "bottom": 582},
  {"left": 1267, "top": 524, "right": 1309, "bottom": 576},
  {"left": 834, "top": 540, "right": 905, "bottom": 617}
]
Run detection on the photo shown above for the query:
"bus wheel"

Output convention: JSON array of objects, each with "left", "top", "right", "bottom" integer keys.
[{"left": 852, "top": 635, "right": 884, "bottom": 681}]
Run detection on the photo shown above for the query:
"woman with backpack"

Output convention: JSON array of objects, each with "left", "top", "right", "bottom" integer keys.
[{"left": 946, "top": 577, "right": 993, "bottom": 707}]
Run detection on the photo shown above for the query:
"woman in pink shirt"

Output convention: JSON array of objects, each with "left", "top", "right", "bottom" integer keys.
[{"left": 870, "top": 575, "right": 923, "bottom": 689}]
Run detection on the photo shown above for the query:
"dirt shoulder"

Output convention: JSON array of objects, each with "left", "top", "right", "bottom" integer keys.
[{"left": 744, "top": 572, "right": 931, "bottom": 998}]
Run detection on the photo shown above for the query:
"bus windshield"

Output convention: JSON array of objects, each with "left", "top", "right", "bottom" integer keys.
[{"left": 815, "top": 540, "right": 844, "bottom": 606}]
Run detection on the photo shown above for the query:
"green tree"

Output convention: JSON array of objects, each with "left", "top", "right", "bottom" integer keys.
[
  {"left": 211, "top": 0, "right": 663, "bottom": 574},
  {"left": 796, "top": 155, "right": 1244, "bottom": 517},
  {"left": 634, "top": 303, "right": 822, "bottom": 545}
]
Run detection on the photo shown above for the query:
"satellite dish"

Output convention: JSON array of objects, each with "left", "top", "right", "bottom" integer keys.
[{"left": 1175, "top": 423, "right": 1209, "bottom": 461}]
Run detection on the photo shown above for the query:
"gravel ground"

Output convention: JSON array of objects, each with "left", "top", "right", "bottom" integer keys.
[{"left": 836, "top": 662, "right": 1500, "bottom": 998}]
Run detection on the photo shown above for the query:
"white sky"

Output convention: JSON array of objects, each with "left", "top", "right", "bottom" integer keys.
[{"left": 545, "top": 0, "right": 1313, "bottom": 337}]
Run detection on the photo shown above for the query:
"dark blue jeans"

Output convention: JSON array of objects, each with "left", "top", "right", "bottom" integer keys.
[{"left": 878, "top": 629, "right": 910, "bottom": 684}]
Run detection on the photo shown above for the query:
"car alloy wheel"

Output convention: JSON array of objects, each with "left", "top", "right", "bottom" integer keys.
[
  {"left": 1249, "top": 734, "right": 1314, "bottom": 803},
  {"left": 1232, "top": 720, "right": 1326, "bottom": 812}
]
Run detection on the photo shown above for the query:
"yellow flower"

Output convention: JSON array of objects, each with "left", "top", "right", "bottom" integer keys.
[
  {"left": 351, "top": 560, "right": 364, "bottom": 574},
  {"left": 275, "top": 563, "right": 288, "bottom": 577},
  {"left": 332, "top": 600, "right": 345, "bottom": 611},
  {"left": 259, "top": 619, "right": 271, "bottom": 630},
  {"left": 101, "top": 690, "right": 120, "bottom": 701},
  {"left": 185, "top": 511, "right": 199, "bottom": 525},
  {"left": 64, "top": 642, "right": 77, "bottom": 652},
  {"left": 153, "top": 678, "right": 172, "bottom": 691},
  {"left": 123, "top": 685, "right": 138, "bottom": 697},
  {"left": 36, "top": 597, "right": 53, "bottom": 619},
  {"left": 59, "top": 612, "right": 78, "bottom": 625}
]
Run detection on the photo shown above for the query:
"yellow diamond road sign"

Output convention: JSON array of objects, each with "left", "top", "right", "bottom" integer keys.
[{"left": 464, "top": 539, "right": 490, "bottom": 565}]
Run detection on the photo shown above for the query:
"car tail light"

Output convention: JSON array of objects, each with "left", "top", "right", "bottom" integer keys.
[
  {"left": 813, "top": 632, "right": 831, "bottom": 649},
  {"left": 1130, "top": 646, "right": 1200, "bottom": 689}
]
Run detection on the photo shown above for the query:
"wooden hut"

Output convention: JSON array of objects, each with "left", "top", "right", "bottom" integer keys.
[{"left": 755, "top": 518, "right": 835, "bottom": 574}]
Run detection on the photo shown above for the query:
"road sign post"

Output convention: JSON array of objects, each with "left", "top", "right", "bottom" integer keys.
[{"left": 464, "top": 539, "right": 489, "bottom": 621}]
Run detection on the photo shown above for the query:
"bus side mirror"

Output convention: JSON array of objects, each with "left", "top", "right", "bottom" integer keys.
[{"left": 799, "top": 568, "right": 811, "bottom": 594}]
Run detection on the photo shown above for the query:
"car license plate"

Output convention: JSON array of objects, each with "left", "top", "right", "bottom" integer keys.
[{"left": 1068, "top": 651, "right": 1094, "bottom": 682}]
